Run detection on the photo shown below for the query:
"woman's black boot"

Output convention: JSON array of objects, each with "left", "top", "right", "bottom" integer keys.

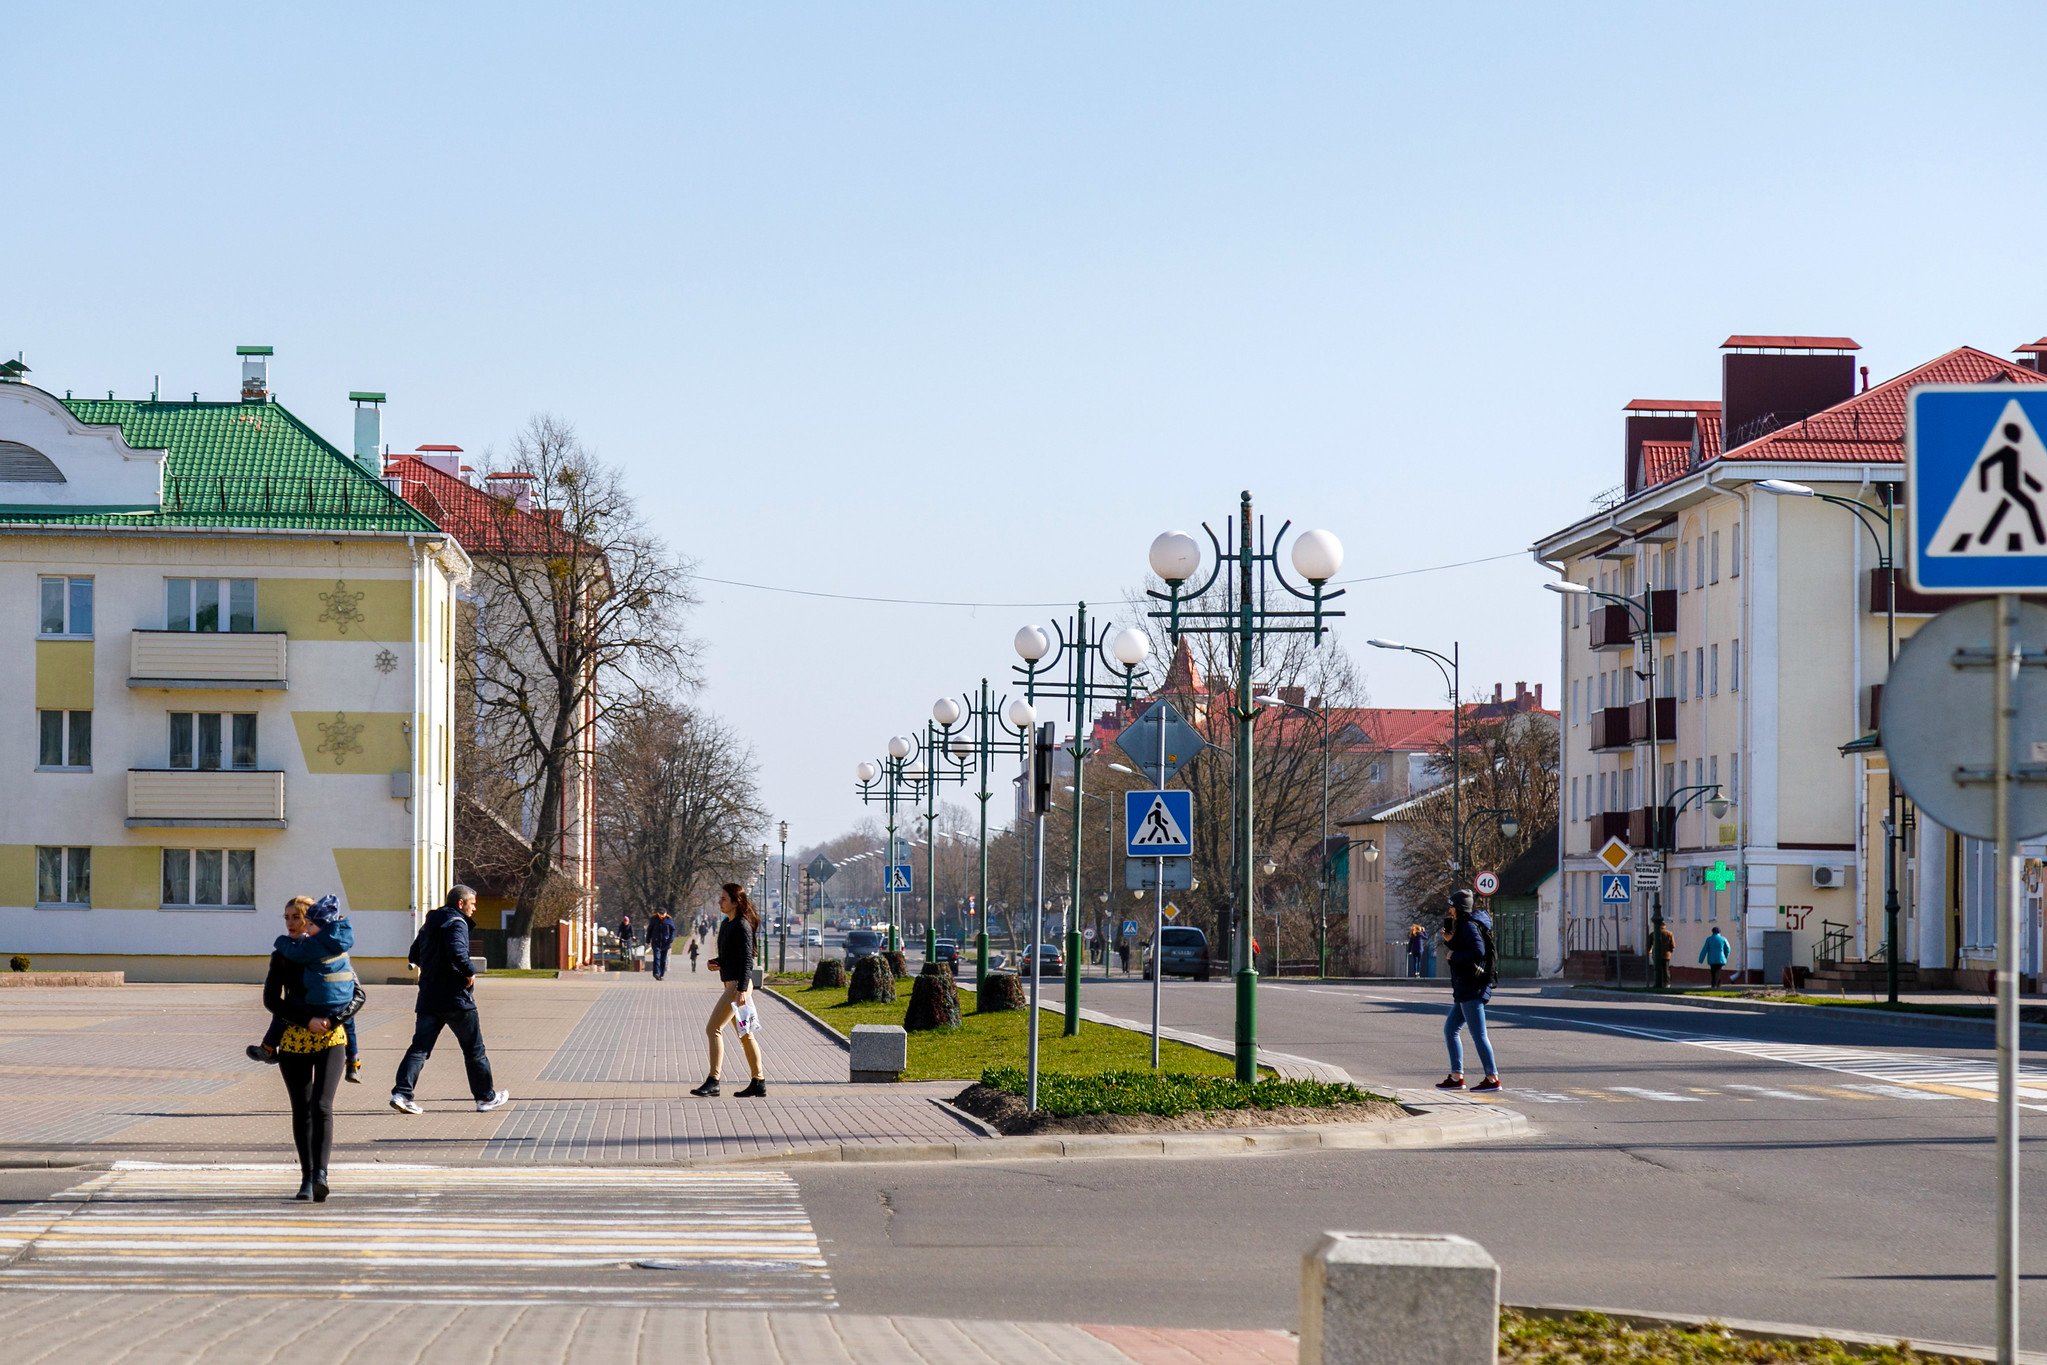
[
  {"left": 312, "top": 1171, "right": 329, "bottom": 1203},
  {"left": 294, "top": 1174, "right": 315, "bottom": 1201},
  {"left": 735, "top": 1078, "right": 767, "bottom": 1098},
  {"left": 690, "top": 1075, "right": 720, "bottom": 1097}
]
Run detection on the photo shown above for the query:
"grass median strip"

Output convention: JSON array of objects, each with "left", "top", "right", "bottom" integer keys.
[
  {"left": 768, "top": 980, "right": 1243, "bottom": 1082},
  {"left": 978, "top": 1065, "right": 1382, "bottom": 1117}
]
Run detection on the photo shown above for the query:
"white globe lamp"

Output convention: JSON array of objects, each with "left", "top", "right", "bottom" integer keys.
[
  {"left": 1006, "top": 698, "right": 1036, "bottom": 729},
  {"left": 1014, "top": 625, "right": 1050, "bottom": 662},
  {"left": 855, "top": 760, "right": 879, "bottom": 784},
  {"left": 932, "top": 697, "right": 962, "bottom": 726},
  {"left": 1149, "top": 531, "right": 1201, "bottom": 584},
  {"left": 1291, "top": 529, "right": 1344, "bottom": 584},
  {"left": 886, "top": 734, "right": 914, "bottom": 760},
  {"left": 1110, "top": 626, "right": 1151, "bottom": 668}
]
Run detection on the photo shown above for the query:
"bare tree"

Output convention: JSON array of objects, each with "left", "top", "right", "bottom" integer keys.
[
  {"left": 467, "top": 415, "right": 699, "bottom": 965},
  {"left": 596, "top": 700, "right": 767, "bottom": 925},
  {"left": 1388, "top": 707, "right": 1560, "bottom": 928}
]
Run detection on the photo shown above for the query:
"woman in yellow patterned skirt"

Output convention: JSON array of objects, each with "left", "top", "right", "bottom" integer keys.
[{"left": 263, "top": 897, "right": 351, "bottom": 1201}]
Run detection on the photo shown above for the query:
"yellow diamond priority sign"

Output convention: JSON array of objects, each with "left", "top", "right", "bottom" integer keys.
[{"left": 1595, "top": 836, "right": 1633, "bottom": 873}]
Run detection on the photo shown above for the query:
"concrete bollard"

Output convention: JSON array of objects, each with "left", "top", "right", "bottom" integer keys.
[
  {"left": 1299, "top": 1232, "right": 1498, "bottom": 1365},
  {"left": 849, "top": 1024, "right": 909, "bottom": 1082}
]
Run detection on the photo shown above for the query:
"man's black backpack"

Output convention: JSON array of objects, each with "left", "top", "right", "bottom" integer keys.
[{"left": 1473, "top": 917, "right": 1500, "bottom": 989}]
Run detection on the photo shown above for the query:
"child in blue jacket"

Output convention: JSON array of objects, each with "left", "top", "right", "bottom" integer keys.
[{"left": 248, "top": 895, "right": 363, "bottom": 1081}]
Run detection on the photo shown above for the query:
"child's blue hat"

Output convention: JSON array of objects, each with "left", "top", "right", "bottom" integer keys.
[{"left": 306, "top": 895, "right": 344, "bottom": 927}]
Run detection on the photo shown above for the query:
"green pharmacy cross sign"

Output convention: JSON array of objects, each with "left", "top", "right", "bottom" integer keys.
[{"left": 1704, "top": 861, "right": 1738, "bottom": 891}]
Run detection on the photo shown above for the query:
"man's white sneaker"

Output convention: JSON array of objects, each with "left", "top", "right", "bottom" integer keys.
[
  {"left": 390, "top": 1094, "right": 424, "bottom": 1115},
  {"left": 476, "top": 1089, "right": 510, "bottom": 1113}
]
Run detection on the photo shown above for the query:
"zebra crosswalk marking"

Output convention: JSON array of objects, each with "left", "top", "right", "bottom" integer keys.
[
  {"left": 1607, "top": 1087, "right": 1701, "bottom": 1103},
  {"left": 1725, "top": 1084, "right": 1822, "bottom": 1101},
  {"left": 0, "top": 1163, "right": 834, "bottom": 1306}
]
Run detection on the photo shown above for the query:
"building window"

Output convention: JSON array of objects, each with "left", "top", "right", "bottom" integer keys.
[
  {"left": 1731, "top": 638, "right": 1740, "bottom": 692},
  {"left": 169, "top": 713, "right": 258, "bottom": 770},
  {"left": 1696, "top": 537, "right": 1706, "bottom": 588},
  {"left": 1710, "top": 644, "right": 1720, "bottom": 696},
  {"left": 162, "top": 848, "right": 256, "bottom": 909},
  {"left": 1731, "top": 521, "right": 1742, "bottom": 577},
  {"left": 1571, "top": 679, "right": 1580, "bottom": 725},
  {"left": 1662, "top": 653, "right": 1675, "bottom": 700},
  {"left": 38, "top": 710, "right": 91, "bottom": 769},
  {"left": 1679, "top": 759, "right": 1688, "bottom": 795},
  {"left": 1695, "top": 648, "right": 1705, "bottom": 697},
  {"left": 38, "top": 577, "right": 92, "bottom": 636},
  {"left": 165, "top": 579, "right": 256, "bottom": 633},
  {"left": 1367, "top": 761, "right": 1387, "bottom": 783},
  {"left": 1730, "top": 753, "right": 1740, "bottom": 807},
  {"left": 37, "top": 846, "right": 90, "bottom": 907},
  {"left": 1711, "top": 531, "right": 1721, "bottom": 584}
]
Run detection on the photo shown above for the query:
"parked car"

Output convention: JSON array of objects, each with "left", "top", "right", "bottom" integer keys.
[
  {"left": 842, "top": 928, "right": 884, "bottom": 969},
  {"left": 1145, "top": 926, "right": 1211, "bottom": 981},
  {"left": 932, "top": 938, "right": 960, "bottom": 970}
]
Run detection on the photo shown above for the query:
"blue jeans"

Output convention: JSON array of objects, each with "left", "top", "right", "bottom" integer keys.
[
  {"left": 1444, "top": 1000, "right": 1497, "bottom": 1077},
  {"left": 652, "top": 944, "right": 671, "bottom": 978}
]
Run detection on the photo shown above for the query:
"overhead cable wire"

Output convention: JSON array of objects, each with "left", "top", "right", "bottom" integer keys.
[{"left": 692, "top": 548, "right": 1530, "bottom": 609}]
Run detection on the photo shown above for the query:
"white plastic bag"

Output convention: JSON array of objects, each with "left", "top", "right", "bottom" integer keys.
[{"left": 733, "top": 1000, "right": 760, "bottom": 1038}]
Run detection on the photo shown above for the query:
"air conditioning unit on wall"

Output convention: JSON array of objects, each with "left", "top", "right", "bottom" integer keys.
[{"left": 1811, "top": 864, "right": 1849, "bottom": 889}]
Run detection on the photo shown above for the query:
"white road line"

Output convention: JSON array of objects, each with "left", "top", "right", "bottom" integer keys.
[
  {"left": 1607, "top": 1087, "right": 1702, "bottom": 1102},
  {"left": 1841, "top": 1083, "right": 1957, "bottom": 1102},
  {"left": 1724, "top": 1083, "right": 1823, "bottom": 1101}
]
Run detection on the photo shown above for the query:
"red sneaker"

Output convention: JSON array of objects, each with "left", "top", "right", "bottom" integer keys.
[
  {"left": 1470, "top": 1076, "right": 1502, "bottom": 1093},
  {"left": 1434, "top": 1075, "right": 1466, "bottom": 1090}
]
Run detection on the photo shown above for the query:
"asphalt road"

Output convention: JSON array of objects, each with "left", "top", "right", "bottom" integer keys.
[{"left": 796, "top": 980, "right": 2047, "bottom": 1348}]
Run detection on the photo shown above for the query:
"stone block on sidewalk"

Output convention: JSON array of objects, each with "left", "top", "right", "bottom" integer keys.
[
  {"left": 849, "top": 1024, "right": 908, "bottom": 1082},
  {"left": 1299, "top": 1231, "right": 1498, "bottom": 1365}
]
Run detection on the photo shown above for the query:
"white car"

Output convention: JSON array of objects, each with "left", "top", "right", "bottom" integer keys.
[{"left": 805, "top": 929, "right": 822, "bottom": 946}]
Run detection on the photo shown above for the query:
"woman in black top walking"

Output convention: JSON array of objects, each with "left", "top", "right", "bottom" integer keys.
[
  {"left": 262, "top": 897, "right": 363, "bottom": 1202},
  {"left": 694, "top": 883, "right": 767, "bottom": 1097}
]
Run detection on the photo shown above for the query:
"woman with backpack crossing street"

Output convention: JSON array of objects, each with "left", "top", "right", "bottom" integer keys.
[{"left": 1435, "top": 889, "right": 1501, "bottom": 1093}]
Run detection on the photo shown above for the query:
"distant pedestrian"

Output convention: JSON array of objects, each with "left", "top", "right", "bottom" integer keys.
[
  {"left": 1118, "top": 939, "right": 1132, "bottom": 974},
  {"left": 693, "top": 883, "right": 767, "bottom": 1099},
  {"left": 1406, "top": 923, "right": 1426, "bottom": 978},
  {"left": 647, "top": 909, "right": 677, "bottom": 981},
  {"left": 391, "top": 885, "right": 509, "bottom": 1116},
  {"left": 688, "top": 939, "right": 700, "bottom": 972},
  {"left": 1436, "top": 890, "right": 1501, "bottom": 1093},
  {"left": 1699, "top": 926, "right": 1731, "bottom": 988},
  {"left": 1651, "top": 920, "right": 1675, "bottom": 990},
  {"left": 618, "top": 913, "right": 633, "bottom": 947},
  {"left": 262, "top": 897, "right": 363, "bottom": 1202}
]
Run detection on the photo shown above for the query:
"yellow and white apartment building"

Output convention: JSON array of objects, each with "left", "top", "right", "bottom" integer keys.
[
  {"left": 0, "top": 350, "right": 465, "bottom": 981},
  {"left": 1535, "top": 335, "right": 2047, "bottom": 985}
]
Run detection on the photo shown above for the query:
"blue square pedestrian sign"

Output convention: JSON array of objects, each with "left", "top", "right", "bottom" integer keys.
[
  {"left": 1909, "top": 386, "right": 2047, "bottom": 591},
  {"left": 1125, "top": 789, "right": 1193, "bottom": 858},
  {"left": 1600, "top": 873, "right": 1631, "bottom": 904},
  {"left": 885, "top": 864, "right": 913, "bottom": 894}
]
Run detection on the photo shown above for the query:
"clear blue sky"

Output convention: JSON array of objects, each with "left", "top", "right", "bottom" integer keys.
[{"left": 11, "top": 4, "right": 2047, "bottom": 848}]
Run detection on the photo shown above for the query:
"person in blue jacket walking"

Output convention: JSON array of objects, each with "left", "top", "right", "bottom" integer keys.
[
  {"left": 1436, "top": 889, "right": 1501, "bottom": 1093},
  {"left": 1699, "top": 926, "right": 1732, "bottom": 988},
  {"left": 390, "top": 885, "right": 509, "bottom": 1116}
]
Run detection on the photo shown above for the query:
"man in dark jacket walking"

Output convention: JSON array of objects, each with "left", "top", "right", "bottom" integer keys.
[
  {"left": 1436, "top": 890, "right": 1501, "bottom": 1093},
  {"left": 647, "top": 909, "right": 677, "bottom": 981},
  {"left": 390, "top": 885, "right": 509, "bottom": 1115}
]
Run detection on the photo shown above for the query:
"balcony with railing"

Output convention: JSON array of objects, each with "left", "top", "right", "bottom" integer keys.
[
  {"left": 1588, "top": 591, "right": 1677, "bottom": 650},
  {"left": 1590, "top": 707, "right": 1633, "bottom": 751},
  {"left": 126, "top": 769, "right": 286, "bottom": 828},
  {"left": 1592, "top": 811, "right": 1631, "bottom": 845},
  {"left": 1628, "top": 696, "right": 1677, "bottom": 744},
  {"left": 1627, "top": 805, "right": 1676, "bottom": 851},
  {"left": 129, "top": 631, "right": 288, "bottom": 689}
]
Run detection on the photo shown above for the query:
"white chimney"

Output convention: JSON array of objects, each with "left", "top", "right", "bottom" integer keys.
[
  {"left": 350, "top": 392, "right": 384, "bottom": 473},
  {"left": 237, "top": 345, "right": 271, "bottom": 402},
  {"left": 487, "top": 472, "right": 536, "bottom": 512}
]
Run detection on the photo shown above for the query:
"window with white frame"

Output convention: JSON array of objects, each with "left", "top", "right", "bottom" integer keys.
[
  {"left": 169, "top": 713, "right": 258, "bottom": 770},
  {"left": 162, "top": 848, "right": 256, "bottom": 909},
  {"left": 38, "top": 710, "right": 91, "bottom": 769},
  {"left": 38, "top": 577, "right": 92, "bottom": 636},
  {"left": 1730, "top": 753, "right": 1740, "bottom": 806},
  {"left": 1710, "top": 644, "right": 1720, "bottom": 695},
  {"left": 1731, "top": 637, "right": 1740, "bottom": 692},
  {"left": 165, "top": 579, "right": 256, "bottom": 633},
  {"left": 37, "top": 846, "right": 89, "bottom": 907},
  {"left": 1731, "top": 521, "right": 1742, "bottom": 577},
  {"left": 1366, "top": 761, "right": 1387, "bottom": 784},
  {"left": 1711, "top": 531, "right": 1721, "bottom": 583},
  {"left": 1695, "top": 647, "right": 1705, "bottom": 696}
]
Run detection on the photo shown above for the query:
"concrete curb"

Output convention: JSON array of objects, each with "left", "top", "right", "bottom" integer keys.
[
  {"left": 1507, "top": 1302, "right": 2047, "bottom": 1365},
  {"left": 762, "top": 983, "right": 854, "bottom": 1051},
  {"left": 1541, "top": 984, "right": 2047, "bottom": 1042}
]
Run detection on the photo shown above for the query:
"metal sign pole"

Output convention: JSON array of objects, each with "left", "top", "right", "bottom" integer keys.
[
  {"left": 1027, "top": 721, "right": 1053, "bottom": 1113},
  {"left": 1154, "top": 701, "right": 1167, "bottom": 1069},
  {"left": 1996, "top": 594, "right": 2019, "bottom": 1365}
]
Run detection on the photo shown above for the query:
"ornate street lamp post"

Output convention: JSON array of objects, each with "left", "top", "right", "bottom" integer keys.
[
  {"left": 937, "top": 682, "right": 1036, "bottom": 986},
  {"left": 1012, "top": 611, "right": 1151, "bottom": 1037},
  {"left": 1147, "top": 492, "right": 1344, "bottom": 1083},
  {"left": 854, "top": 731, "right": 968, "bottom": 956}
]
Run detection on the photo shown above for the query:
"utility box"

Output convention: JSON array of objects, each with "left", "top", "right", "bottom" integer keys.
[{"left": 1760, "top": 930, "right": 1793, "bottom": 984}]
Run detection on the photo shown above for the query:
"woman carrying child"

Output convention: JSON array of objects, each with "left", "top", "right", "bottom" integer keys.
[
  {"left": 261, "top": 896, "right": 363, "bottom": 1201},
  {"left": 248, "top": 895, "right": 364, "bottom": 1081}
]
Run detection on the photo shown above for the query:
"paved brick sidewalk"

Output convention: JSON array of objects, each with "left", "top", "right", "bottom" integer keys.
[
  {"left": 0, "top": 1294, "right": 1296, "bottom": 1365},
  {"left": 0, "top": 977, "right": 984, "bottom": 1163}
]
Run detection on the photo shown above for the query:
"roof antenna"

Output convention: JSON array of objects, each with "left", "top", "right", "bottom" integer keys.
[{"left": 1860, "top": 365, "right": 1869, "bottom": 393}]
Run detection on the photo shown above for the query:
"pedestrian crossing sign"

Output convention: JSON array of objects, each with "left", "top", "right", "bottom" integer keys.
[
  {"left": 885, "top": 864, "right": 913, "bottom": 894},
  {"left": 1126, "top": 789, "right": 1193, "bottom": 857},
  {"left": 1601, "top": 873, "right": 1632, "bottom": 903},
  {"left": 1910, "top": 387, "right": 2047, "bottom": 591}
]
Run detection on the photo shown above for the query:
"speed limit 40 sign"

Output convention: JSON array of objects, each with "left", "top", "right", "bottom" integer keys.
[{"left": 1474, "top": 871, "right": 1500, "bottom": 896}]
